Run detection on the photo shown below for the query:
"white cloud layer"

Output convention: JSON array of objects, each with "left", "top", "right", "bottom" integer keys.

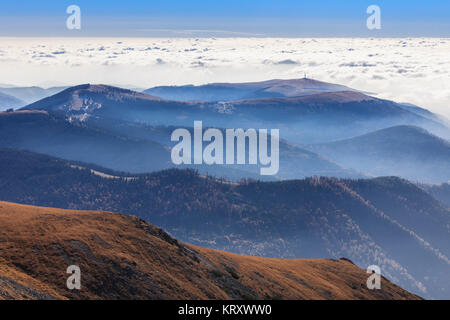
[{"left": 0, "top": 37, "right": 449, "bottom": 117}]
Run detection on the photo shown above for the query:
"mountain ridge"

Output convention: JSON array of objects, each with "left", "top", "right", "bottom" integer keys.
[{"left": 143, "top": 78, "right": 360, "bottom": 102}]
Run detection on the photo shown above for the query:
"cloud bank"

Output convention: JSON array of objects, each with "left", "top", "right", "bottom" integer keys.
[{"left": 0, "top": 37, "right": 449, "bottom": 117}]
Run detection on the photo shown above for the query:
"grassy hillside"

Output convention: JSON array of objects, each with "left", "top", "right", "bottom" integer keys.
[{"left": 0, "top": 201, "right": 419, "bottom": 300}]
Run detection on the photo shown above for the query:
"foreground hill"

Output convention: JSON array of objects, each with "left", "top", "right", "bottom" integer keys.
[
  {"left": 0, "top": 149, "right": 448, "bottom": 299},
  {"left": 307, "top": 125, "right": 450, "bottom": 183},
  {"left": 0, "top": 201, "right": 419, "bottom": 300}
]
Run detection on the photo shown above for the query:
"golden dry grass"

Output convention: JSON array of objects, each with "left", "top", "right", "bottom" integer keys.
[{"left": 0, "top": 201, "right": 420, "bottom": 300}]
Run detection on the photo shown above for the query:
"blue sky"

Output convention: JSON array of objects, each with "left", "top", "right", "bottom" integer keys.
[{"left": 0, "top": 0, "right": 449, "bottom": 37}]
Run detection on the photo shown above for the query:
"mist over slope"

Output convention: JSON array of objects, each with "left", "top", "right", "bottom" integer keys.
[
  {"left": 307, "top": 125, "right": 450, "bottom": 183},
  {"left": 0, "top": 92, "right": 25, "bottom": 111},
  {"left": 0, "top": 110, "right": 361, "bottom": 180},
  {"left": 420, "top": 183, "right": 450, "bottom": 207},
  {"left": 0, "top": 110, "right": 172, "bottom": 173},
  {"left": 0, "top": 86, "right": 68, "bottom": 106}
]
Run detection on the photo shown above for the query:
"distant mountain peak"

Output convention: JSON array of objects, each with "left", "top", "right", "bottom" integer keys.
[
  {"left": 22, "top": 83, "right": 165, "bottom": 117},
  {"left": 144, "top": 77, "right": 361, "bottom": 102},
  {"left": 58, "top": 83, "right": 163, "bottom": 100},
  {"left": 208, "top": 77, "right": 349, "bottom": 88}
]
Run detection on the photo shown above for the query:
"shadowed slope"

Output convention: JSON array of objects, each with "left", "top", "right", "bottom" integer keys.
[
  {"left": 0, "top": 92, "right": 25, "bottom": 110},
  {"left": 307, "top": 125, "right": 450, "bottom": 183}
]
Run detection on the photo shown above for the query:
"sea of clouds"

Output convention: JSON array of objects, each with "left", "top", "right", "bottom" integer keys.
[{"left": 0, "top": 37, "right": 449, "bottom": 117}]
